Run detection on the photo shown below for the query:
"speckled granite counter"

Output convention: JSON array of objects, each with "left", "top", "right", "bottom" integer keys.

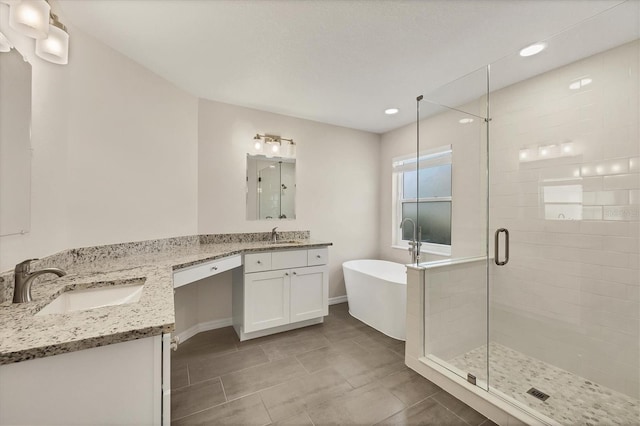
[{"left": 0, "top": 231, "right": 331, "bottom": 365}]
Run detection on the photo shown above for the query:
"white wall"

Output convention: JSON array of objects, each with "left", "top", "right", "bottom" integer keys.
[
  {"left": 64, "top": 31, "right": 199, "bottom": 248},
  {"left": 0, "top": 16, "right": 199, "bottom": 271},
  {"left": 198, "top": 99, "right": 380, "bottom": 298}
]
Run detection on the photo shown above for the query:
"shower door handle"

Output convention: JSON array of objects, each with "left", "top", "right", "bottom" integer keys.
[{"left": 494, "top": 228, "right": 509, "bottom": 266}]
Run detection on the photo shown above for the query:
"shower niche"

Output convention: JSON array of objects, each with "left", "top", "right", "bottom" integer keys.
[{"left": 246, "top": 155, "right": 296, "bottom": 220}]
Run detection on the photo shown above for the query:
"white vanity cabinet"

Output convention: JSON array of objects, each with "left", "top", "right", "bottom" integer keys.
[
  {"left": 0, "top": 333, "right": 171, "bottom": 426},
  {"left": 234, "top": 248, "right": 328, "bottom": 340}
]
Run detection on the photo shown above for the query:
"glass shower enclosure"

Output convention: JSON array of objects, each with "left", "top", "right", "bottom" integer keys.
[{"left": 415, "top": 2, "right": 639, "bottom": 424}]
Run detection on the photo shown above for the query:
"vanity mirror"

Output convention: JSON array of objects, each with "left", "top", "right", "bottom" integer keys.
[
  {"left": 0, "top": 47, "right": 32, "bottom": 236},
  {"left": 246, "top": 155, "right": 296, "bottom": 220}
]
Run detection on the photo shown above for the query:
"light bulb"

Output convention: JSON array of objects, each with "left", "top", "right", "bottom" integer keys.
[
  {"left": 35, "top": 15, "right": 69, "bottom": 64},
  {"left": 271, "top": 144, "right": 279, "bottom": 153},
  {"left": 9, "top": 0, "right": 50, "bottom": 39}
]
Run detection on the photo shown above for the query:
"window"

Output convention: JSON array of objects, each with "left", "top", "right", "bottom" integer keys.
[{"left": 392, "top": 146, "right": 452, "bottom": 256}]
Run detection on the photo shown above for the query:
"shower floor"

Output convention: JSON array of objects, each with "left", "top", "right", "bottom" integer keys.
[{"left": 448, "top": 343, "right": 640, "bottom": 426}]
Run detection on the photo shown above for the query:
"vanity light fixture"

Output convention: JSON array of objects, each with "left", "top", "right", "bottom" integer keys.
[
  {"left": 519, "top": 42, "right": 546, "bottom": 57},
  {"left": 1, "top": 0, "right": 70, "bottom": 65},
  {"left": 384, "top": 108, "right": 399, "bottom": 115},
  {"left": 252, "top": 134, "right": 295, "bottom": 158}
]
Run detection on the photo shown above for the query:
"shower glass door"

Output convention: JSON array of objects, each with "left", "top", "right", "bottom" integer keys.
[
  {"left": 417, "top": 66, "right": 490, "bottom": 389},
  {"left": 486, "top": 3, "right": 639, "bottom": 424}
]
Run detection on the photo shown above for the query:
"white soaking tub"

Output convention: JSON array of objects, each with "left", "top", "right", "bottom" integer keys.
[{"left": 342, "top": 259, "right": 407, "bottom": 340}]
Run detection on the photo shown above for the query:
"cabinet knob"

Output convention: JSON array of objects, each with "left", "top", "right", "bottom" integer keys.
[
  {"left": 285, "top": 272, "right": 289, "bottom": 276},
  {"left": 257, "top": 260, "right": 262, "bottom": 264},
  {"left": 211, "top": 266, "right": 218, "bottom": 271},
  {"left": 293, "top": 272, "right": 297, "bottom": 275},
  {"left": 316, "top": 255, "right": 321, "bottom": 258}
]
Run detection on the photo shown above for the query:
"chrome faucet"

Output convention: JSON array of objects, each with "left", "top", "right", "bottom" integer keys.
[
  {"left": 13, "top": 259, "right": 67, "bottom": 303},
  {"left": 400, "top": 218, "right": 422, "bottom": 264},
  {"left": 270, "top": 227, "right": 278, "bottom": 243}
]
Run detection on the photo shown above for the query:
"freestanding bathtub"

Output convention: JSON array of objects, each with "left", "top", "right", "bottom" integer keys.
[{"left": 342, "top": 259, "right": 407, "bottom": 340}]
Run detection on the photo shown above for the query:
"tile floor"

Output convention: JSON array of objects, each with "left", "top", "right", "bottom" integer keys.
[
  {"left": 171, "top": 303, "right": 497, "bottom": 425},
  {"left": 448, "top": 343, "right": 640, "bottom": 426}
]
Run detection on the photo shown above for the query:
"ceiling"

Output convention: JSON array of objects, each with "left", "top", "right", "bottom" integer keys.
[{"left": 56, "top": 0, "right": 635, "bottom": 134}]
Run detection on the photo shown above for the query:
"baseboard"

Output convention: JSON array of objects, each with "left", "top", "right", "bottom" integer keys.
[
  {"left": 329, "top": 295, "right": 348, "bottom": 305},
  {"left": 238, "top": 317, "right": 324, "bottom": 341},
  {"left": 175, "top": 317, "right": 233, "bottom": 344}
]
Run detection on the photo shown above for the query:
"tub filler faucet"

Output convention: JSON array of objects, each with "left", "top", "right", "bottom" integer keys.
[
  {"left": 13, "top": 259, "right": 67, "bottom": 303},
  {"left": 400, "top": 218, "right": 422, "bottom": 264}
]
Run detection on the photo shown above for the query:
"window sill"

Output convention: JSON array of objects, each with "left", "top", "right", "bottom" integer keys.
[{"left": 391, "top": 244, "right": 451, "bottom": 257}]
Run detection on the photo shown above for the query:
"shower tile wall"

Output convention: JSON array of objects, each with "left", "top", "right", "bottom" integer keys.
[{"left": 489, "top": 40, "right": 639, "bottom": 398}]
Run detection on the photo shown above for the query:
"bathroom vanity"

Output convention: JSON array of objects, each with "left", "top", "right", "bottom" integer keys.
[
  {"left": 0, "top": 233, "right": 330, "bottom": 426},
  {"left": 172, "top": 246, "right": 329, "bottom": 341},
  {"left": 235, "top": 247, "right": 328, "bottom": 340}
]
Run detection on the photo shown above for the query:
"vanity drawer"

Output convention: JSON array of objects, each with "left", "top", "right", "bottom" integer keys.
[
  {"left": 272, "top": 250, "right": 308, "bottom": 270},
  {"left": 307, "top": 248, "right": 328, "bottom": 266},
  {"left": 173, "top": 254, "right": 242, "bottom": 288},
  {"left": 244, "top": 252, "right": 272, "bottom": 273}
]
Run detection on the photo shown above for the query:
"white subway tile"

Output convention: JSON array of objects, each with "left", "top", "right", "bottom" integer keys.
[
  {"left": 604, "top": 173, "right": 640, "bottom": 190},
  {"left": 601, "top": 266, "right": 640, "bottom": 285},
  {"left": 603, "top": 236, "right": 639, "bottom": 253},
  {"left": 580, "top": 220, "right": 629, "bottom": 236},
  {"left": 595, "top": 190, "right": 630, "bottom": 205}
]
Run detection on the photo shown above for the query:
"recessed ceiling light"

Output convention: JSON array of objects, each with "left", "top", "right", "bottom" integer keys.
[
  {"left": 459, "top": 118, "right": 474, "bottom": 124},
  {"left": 519, "top": 42, "right": 546, "bottom": 57},
  {"left": 384, "top": 108, "right": 399, "bottom": 115}
]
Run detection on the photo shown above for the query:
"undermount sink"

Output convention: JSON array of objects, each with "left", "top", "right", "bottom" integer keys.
[{"left": 36, "top": 281, "right": 145, "bottom": 316}]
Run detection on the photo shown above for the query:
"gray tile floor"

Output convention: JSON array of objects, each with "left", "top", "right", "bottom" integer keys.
[{"left": 171, "top": 303, "right": 497, "bottom": 425}]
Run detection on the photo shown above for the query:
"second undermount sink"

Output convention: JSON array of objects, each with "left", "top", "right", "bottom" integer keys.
[{"left": 36, "top": 281, "right": 145, "bottom": 316}]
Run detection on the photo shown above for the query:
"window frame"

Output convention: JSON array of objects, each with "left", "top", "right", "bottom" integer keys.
[{"left": 392, "top": 146, "right": 452, "bottom": 257}]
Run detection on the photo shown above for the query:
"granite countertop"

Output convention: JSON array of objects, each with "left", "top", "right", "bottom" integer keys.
[{"left": 0, "top": 232, "right": 331, "bottom": 365}]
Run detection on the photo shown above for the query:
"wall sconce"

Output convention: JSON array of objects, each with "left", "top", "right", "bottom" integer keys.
[
  {"left": 252, "top": 134, "right": 296, "bottom": 158},
  {"left": 1, "top": 0, "right": 69, "bottom": 65}
]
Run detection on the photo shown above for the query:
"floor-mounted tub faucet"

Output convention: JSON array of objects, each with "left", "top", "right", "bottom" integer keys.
[
  {"left": 400, "top": 218, "right": 422, "bottom": 264},
  {"left": 13, "top": 259, "right": 67, "bottom": 303}
]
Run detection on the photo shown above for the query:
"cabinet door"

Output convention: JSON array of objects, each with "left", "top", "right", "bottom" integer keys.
[
  {"left": 290, "top": 265, "right": 328, "bottom": 323},
  {"left": 244, "top": 270, "right": 290, "bottom": 333}
]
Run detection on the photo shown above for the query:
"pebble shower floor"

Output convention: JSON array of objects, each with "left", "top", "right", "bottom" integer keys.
[{"left": 448, "top": 343, "right": 640, "bottom": 425}]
